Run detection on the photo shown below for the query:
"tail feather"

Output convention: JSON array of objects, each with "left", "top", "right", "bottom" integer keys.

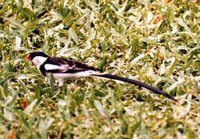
[{"left": 92, "top": 73, "right": 177, "bottom": 102}]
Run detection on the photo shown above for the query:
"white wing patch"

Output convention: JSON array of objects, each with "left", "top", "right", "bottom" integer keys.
[{"left": 44, "top": 64, "right": 69, "bottom": 71}]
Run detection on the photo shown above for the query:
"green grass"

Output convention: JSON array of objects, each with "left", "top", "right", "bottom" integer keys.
[{"left": 0, "top": 0, "right": 200, "bottom": 138}]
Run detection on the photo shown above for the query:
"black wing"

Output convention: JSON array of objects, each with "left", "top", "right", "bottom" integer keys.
[{"left": 40, "top": 57, "right": 97, "bottom": 75}]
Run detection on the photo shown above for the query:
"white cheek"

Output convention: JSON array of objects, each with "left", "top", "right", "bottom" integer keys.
[
  {"left": 32, "top": 57, "right": 48, "bottom": 68},
  {"left": 32, "top": 58, "right": 40, "bottom": 65}
]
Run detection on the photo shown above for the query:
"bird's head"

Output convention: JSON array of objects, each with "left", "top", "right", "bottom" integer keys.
[{"left": 26, "top": 51, "right": 49, "bottom": 68}]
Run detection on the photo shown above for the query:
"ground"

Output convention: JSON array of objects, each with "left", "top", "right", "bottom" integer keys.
[{"left": 0, "top": 0, "right": 200, "bottom": 138}]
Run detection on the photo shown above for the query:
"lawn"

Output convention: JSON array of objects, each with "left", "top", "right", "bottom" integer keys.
[{"left": 0, "top": 0, "right": 200, "bottom": 138}]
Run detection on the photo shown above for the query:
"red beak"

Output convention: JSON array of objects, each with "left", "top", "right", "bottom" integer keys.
[{"left": 25, "top": 55, "right": 31, "bottom": 61}]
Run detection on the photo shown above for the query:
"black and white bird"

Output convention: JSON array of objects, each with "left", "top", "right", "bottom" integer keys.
[{"left": 25, "top": 51, "right": 177, "bottom": 102}]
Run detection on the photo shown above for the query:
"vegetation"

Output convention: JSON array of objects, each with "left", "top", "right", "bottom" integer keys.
[{"left": 0, "top": 0, "right": 199, "bottom": 138}]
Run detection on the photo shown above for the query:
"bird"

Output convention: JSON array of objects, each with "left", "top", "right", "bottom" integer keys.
[{"left": 25, "top": 51, "right": 177, "bottom": 102}]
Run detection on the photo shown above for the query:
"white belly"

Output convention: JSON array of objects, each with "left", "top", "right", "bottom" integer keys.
[{"left": 46, "top": 70, "right": 98, "bottom": 80}]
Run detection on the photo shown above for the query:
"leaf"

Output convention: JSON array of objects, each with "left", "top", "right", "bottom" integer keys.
[
  {"left": 16, "top": 111, "right": 30, "bottom": 129},
  {"left": 167, "top": 57, "right": 177, "bottom": 76},
  {"left": 175, "top": 18, "right": 195, "bottom": 39},
  {"left": 18, "top": 80, "right": 33, "bottom": 101},
  {"left": 68, "top": 27, "right": 78, "bottom": 44},
  {"left": 94, "top": 100, "right": 109, "bottom": 119},
  {"left": 23, "top": 99, "right": 38, "bottom": 115},
  {"left": 15, "top": 36, "right": 21, "bottom": 49},
  {"left": 39, "top": 117, "right": 54, "bottom": 139},
  {"left": 165, "top": 77, "right": 185, "bottom": 93},
  {"left": 4, "top": 109, "right": 14, "bottom": 121},
  {"left": 21, "top": 8, "right": 36, "bottom": 19}
]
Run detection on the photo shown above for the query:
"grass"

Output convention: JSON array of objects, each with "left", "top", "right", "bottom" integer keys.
[{"left": 0, "top": 0, "right": 200, "bottom": 138}]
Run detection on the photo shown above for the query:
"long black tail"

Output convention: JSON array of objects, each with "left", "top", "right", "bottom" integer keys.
[{"left": 92, "top": 73, "right": 177, "bottom": 102}]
